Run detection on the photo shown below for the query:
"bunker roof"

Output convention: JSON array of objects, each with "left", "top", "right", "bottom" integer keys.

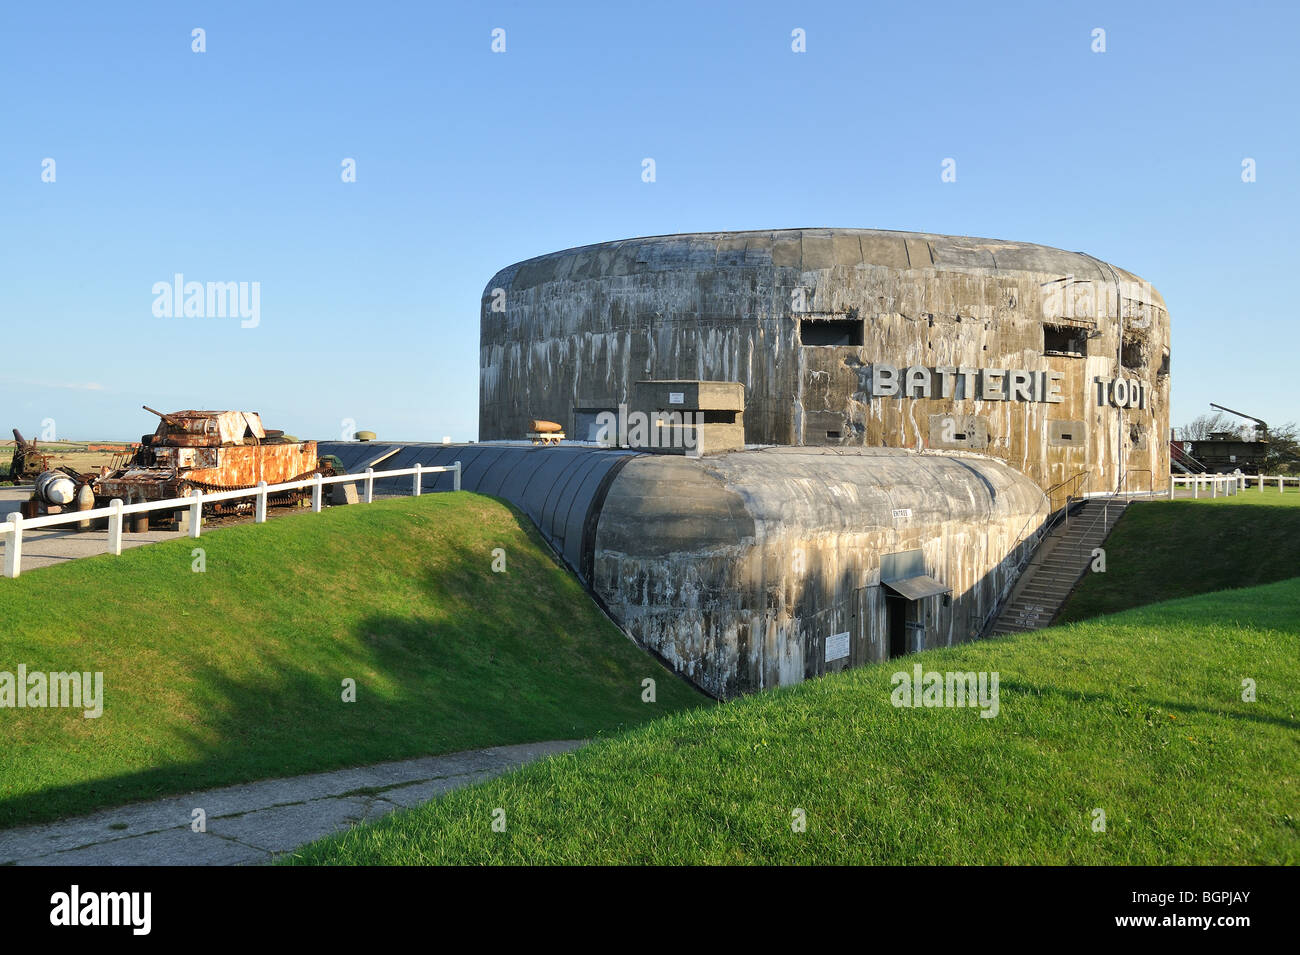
[{"left": 486, "top": 228, "right": 1155, "bottom": 300}]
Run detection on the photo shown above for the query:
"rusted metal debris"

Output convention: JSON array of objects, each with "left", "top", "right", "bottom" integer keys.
[
  {"left": 8, "top": 429, "right": 51, "bottom": 481},
  {"left": 26, "top": 407, "right": 326, "bottom": 528},
  {"left": 94, "top": 407, "right": 322, "bottom": 513}
]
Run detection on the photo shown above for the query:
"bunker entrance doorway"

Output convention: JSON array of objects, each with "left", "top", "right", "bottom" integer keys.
[
  {"left": 881, "top": 549, "right": 951, "bottom": 658},
  {"left": 886, "top": 594, "right": 910, "bottom": 658}
]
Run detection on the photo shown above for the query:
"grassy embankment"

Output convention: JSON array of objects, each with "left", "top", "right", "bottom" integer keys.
[
  {"left": 285, "top": 493, "right": 1300, "bottom": 865},
  {"left": 0, "top": 493, "right": 706, "bottom": 829}
]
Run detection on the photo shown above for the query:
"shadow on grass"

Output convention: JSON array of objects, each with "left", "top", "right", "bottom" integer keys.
[
  {"left": 1058, "top": 500, "right": 1300, "bottom": 623},
  {"left": 0, "top": 501, "right": 700, "bottom": 832},
  {"left": 998, "top": 680, "right": 1299, "bottom": 732}
]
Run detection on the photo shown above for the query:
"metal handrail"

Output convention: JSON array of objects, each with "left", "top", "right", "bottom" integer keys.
[
  {"left": 981, "top": 470, "right": 1090, "bottom": 637},
  {"left": 1073, "top": 486, "right": 1134, "bottom": 562},
  {"left": 1048, "top": 470, "right": 1091, "bottom": 513}
]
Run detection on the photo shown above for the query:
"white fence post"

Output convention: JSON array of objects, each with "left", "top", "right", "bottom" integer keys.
[
  {"left": 365, "top": 467, "right": 374, "bottom": 503},
  {"left": 255, "top": 481, "right": 268, "bottom": 523},
  {"left": 189, "top": 491, "right": 203, "bottom": 539},
  {"left": 312, "top": 474, "right": 323, "bottom": 513},
  {"left": 1260, "top": 474, "right": 1265, "bottom": 493},
  {"left": 108, "top": 499, "right": 124, "bottom": 555},
  {"left": 1282, "top": 476, "right": 1286, "bottom": 494},
  {"left": 413, "top": 463, "right": 423, "bottom": 497},
  {"left": 4, "top": 512, "right": 22, "bottom": 579},
  {"left": 454, "top": 461, "right": 461, "bottom": 492},
  {"left": 1168, "top": 477, "right": 1175, "bottom": 500}
]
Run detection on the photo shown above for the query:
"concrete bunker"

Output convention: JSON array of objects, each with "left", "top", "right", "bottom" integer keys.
[
  {"left": 590, "top": 447, "right": 1047, "bottom": 698},
  {"left": 480, "top": 227, "right": 1170, "bottom": 496},
  {"left": 464, "top": 228, "right": 1171, "bottom": 698}
]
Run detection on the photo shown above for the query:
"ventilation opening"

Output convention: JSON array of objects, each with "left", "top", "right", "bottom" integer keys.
[
  {"left": 1158, "top": 351, "right": 1170, "bottom": 377},
  {"left": 701, "top": 410, "right": 737, "bottom": 424},
  {"left": 1043, "top": 324, "right": 1086, "bottom": 357},
  {"left": 1121, "top": 338, "right": 1146, "bottom": 369},
  {"left": 1059, "top": 432, "right": 1073, "bottom": 441},
  {"left": 800, "top": 318, "right": 863, "bottom": 347},
  {"left": 826, "top": 430, "right": 842, "bottom": 439},
  {"left": 951, "top": 431, "right": 967, "bottom": 441}
]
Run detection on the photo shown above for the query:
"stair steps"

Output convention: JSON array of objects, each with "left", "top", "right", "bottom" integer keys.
[{"left": 988, "top": 497, "right": 1132, "bottom": 637}]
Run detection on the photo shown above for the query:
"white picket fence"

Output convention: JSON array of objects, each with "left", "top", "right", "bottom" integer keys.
[
  {"left": 1, "top": 461, "right": 461, "bottom": 579},
  {"left": 1169, "top": 472, "right": 1298, "bottom": 499}
]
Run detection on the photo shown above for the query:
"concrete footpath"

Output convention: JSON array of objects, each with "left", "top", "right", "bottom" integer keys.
[{"left": 0, "top": 740, "right": 584, "bottom": 866}]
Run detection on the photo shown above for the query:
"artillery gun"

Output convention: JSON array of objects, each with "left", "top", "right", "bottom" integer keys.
[{"left": 8, "top": 429, "right": 52, "bottom": 482}]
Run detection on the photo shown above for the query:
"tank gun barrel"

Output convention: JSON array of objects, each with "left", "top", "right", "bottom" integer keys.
[{"left": 142, "top": 405, "right": 180, "bottom": 427}]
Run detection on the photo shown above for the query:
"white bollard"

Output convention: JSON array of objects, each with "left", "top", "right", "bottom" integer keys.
[
  {"left": 4, "top": 512, "right": 23, "bottom": 579},
  {"left": 189, "top": 491, "right": 203, "bottom": 539},
  {"left": 454, "top": 461, "right": 461, "bottom": 492},
  {"left": 413, "top": 463, "right": 423, "bottom": 497},
  {"left": 255, "top": 481, "right": 268, "bottom": 523},
  {"left": 108, "top": 499, "right": 124, "bottom": 555},
  {"left": 312, "top": 474, "right": 323, "bottom": 513},
  {"left": 365, "top": 467, "right": 374, "bottom": 504}
]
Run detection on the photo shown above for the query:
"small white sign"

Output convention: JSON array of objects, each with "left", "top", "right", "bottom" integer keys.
[
  {"left": 892, "top": 508, "right": 912, "bottom": 519},
  {"left": 668, "top": 392, "right": 684, "bottom": 405},
  {"left": 825, "top": 631, "right": 850, "bottom": 662}
]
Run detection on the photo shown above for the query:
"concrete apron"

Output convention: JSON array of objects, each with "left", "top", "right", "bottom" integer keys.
[{"left": 0, "top": 740, "right": 585, "bottom": 866}]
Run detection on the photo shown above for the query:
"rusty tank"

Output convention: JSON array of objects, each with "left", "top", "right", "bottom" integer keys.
[{"left": 94, "top": 407, "right": 320, "bottom": 509}]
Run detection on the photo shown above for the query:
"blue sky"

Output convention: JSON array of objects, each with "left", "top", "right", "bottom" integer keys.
[{"left": 2, "top": 0, "right": 1296, "bottom": 441}]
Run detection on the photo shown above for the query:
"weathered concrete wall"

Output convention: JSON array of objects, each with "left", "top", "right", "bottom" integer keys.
[
  {"left": 480, "top": 229, "right": 1171, "bottom": 496},
  {"left": 591, "top": 447, "right": 1048, "bottom": 698}
]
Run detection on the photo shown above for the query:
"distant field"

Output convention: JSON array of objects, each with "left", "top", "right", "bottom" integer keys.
[
  {"left": 1058, "top": 490, "right": 1300, "bottom": 622},
  {"left": 0, "top": 440, "right": 131, "bottom": 481},
  {"left": 0, "top": 493, "right": 706, "bottom": 829},
  {"left": 285, "top": 576, "right": 1300, "bottom": 865}
]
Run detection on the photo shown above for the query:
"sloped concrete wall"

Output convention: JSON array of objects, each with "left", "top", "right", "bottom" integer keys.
[{"left": 591, "top": 446, "right": 1048, "bottom": 698}]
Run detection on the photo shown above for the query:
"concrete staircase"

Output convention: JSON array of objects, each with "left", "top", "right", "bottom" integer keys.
[{"left": 989, "top": 498, "right": 1131, "bottom": 636}]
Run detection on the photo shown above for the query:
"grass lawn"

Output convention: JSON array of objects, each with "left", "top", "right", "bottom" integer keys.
[
  {"left": 1058, "top": 488, "right": 1300, "bottom": 622},
  {"left": 285, "top": 575, "right": 1300, "bottom": 865},
  {"left": 0, "top": 493, "right": 706, "bottom": 830}
]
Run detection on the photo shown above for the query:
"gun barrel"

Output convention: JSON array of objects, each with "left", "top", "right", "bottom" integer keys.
[
  {"left": 142, "top": 405, "right": 178, "bottom": 425},
  {"left": 1210, "top": 403, "right": 1269, "bottom": 433}
]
